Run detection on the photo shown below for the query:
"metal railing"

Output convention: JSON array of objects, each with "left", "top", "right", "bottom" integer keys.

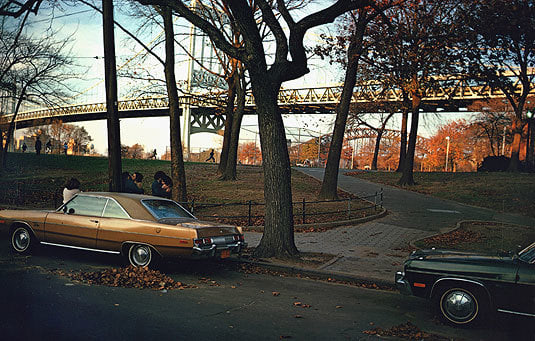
[
  {"left": 180, "top": 189, "right": 383, "bottom": 226},
  {"left": 0, "top": 182, "right": 383, "bottom": 227}
]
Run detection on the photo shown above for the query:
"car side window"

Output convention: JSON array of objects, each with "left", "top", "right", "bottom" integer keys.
[
  {"left": 63, "top": 196, "right": 107, "bottom": 217},
  {"left": 102, "top": 199, "right": 129, "bottom": 219}
]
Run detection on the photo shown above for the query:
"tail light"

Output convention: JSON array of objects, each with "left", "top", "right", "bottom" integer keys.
[
  {"left": 194, "top": 237, "right": 213, "bottom": 246},
  {"left": 233, "top": 234, "right": 245, "bottom": 242}
]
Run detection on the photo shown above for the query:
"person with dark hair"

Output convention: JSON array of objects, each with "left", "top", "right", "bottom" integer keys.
[
  {"left": 159, "top": 175, "right": 173, "bottom": 199},
  {"left": 152, "top": 171, "right": 170, "bottom": 198},
  {"left": 132, "top": 172, "right": 144, "bottom": 193},
  {"left": 35, "top": 137, "right": 42, "bottom": 155},
  {"left": 121, "top": 172, "right": 144, "bottom": 194},
  {"left": 63, "top": 178, "right": 81, "bottom": 203}
]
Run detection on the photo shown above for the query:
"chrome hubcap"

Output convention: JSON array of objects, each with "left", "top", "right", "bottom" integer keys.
[
  {"left": 131, "top": 245, "right": 151, "bottom": 266},
  {"left": 443, "top": 290, "right": 476, "bottom": 321},
  {"left": 13, "top": 228, "right": 30, "bottom": 251}
]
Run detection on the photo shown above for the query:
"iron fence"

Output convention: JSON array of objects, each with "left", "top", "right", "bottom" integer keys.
[
  {"left": 0, "top": 182, "right": 383, "bottom": 226},
  {"left": 180, "top": 189, "right": 383, "bottom": 226}
]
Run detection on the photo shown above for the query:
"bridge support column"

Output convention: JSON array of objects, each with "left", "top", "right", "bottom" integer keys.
[{"left": 181, "top": 103, "right": 191, "bottom": 160}]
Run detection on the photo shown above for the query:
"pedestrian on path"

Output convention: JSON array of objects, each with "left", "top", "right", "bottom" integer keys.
[
  {"left": 35, "top": 137, "right": 42, "bottom": 155},
  {"left": 205, "top": 149, "right": 216, "bottom": 162}
]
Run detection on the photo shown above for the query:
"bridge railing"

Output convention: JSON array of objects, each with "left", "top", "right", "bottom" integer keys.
[{"left": 3, "top": 79, "right": 535, "bottom": 125}]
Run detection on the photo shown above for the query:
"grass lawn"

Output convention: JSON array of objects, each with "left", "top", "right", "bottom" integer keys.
[
  {"left": 345, "top": 170, "right": 534, "bottom": 253},
  {"left": 346, "top": 170, "right": 535, "bottom": 218},
  {"left": 0, "top": 153, "right": 377, "bottom": 229},
  {"left": 413, "top": 221, "right": 535, "bottom": 254}
]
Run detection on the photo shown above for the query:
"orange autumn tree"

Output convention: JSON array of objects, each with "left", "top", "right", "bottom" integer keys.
[
  {"left": 426, "top": 119, "right": 483, "bottom": 172},
  {"left": 238, "top": 142, "right": 261, "bottom": 165}
]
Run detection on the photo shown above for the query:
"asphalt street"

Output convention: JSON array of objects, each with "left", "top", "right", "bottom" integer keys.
[{"left": 0, "top": 240, "right": 530, "bottom": 341}]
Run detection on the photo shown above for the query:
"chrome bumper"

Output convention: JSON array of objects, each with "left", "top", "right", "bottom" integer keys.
[
  {"left": 192, "top": 241, "right": 247, "bottom": 257},
  {"left": 395, "top": 271, "right": 413, "bottom": 296}
]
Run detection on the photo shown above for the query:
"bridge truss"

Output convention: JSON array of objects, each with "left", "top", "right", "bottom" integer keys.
[{"left": 2, "top": 76, "right": 534, "bottom": 134}]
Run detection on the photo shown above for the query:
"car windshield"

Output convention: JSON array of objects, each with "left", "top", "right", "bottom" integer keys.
[
  {"left": 518, "top": 242, "right": 535, "bottom": 264},
  {"left": 142, "top": 199, "right": 194, "bottom": 220}
]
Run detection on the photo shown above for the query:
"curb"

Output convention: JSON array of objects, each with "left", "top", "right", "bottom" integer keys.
[
  {"left": 231, "top": 257, "right": 395, "bottom": 290},
  {"left": 243, "top": 207, "right": 388, "bottom": 231}
]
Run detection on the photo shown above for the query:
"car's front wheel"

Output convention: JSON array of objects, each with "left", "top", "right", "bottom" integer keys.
[
  {"left": 128, "top": 244, "right": 153, "bottom": 267},
  {"left": 11, "top": 226, "right": 33, "bottom": 254},
  {"left": 436, "top": 286, "right": 485, "bottom": 326}
]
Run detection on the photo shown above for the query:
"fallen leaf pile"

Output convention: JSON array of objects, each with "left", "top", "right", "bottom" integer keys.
[
  {"left": 363, "top": 322, "right": 449, "bottom": 340},
  {"left": 421, "top": 229, "right": 482, "bottom": 247},
  {"left": 53, "top": 266, "right": 197, "bottom": 290}
]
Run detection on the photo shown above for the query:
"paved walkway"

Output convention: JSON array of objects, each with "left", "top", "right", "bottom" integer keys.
[{"left": 245, "top": 168, "right": 535, "bottom": 286}]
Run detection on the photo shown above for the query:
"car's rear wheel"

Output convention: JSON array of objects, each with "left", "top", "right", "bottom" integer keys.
[
  {"left": 11, "top": 226, "right": 33, "bottom": 254},
  {"left": 436, "top": 286, "right": 484, "bottom": 326},
  {"left": 128, "top": 244, "right": 152, "bottom": 267}
]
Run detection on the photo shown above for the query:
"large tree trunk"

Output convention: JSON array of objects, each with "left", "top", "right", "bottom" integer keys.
[
  {"left": 217, "top": 75, "right": 236, "bottom": 175},
  {"left": 371, "top": 130, "right": 383, "bottom": 170},
  {"left": 0, "top": 126, "right": 4, "bottom": 169},
  {"left": 220, "top": 69, "right": 246, "bottom": 181},
  {"left": 507, "top": 115, "right": 522, "bottom": 172},
  {"left": 0, "top": 113, "right": 17, "bottom": 170},
  {"left": 318, "top": 36, "right": 361, "bottom": 200},
  {"left": 251, "top": 76, "right": 297, "bottom": 258},
  {"left": 396, "top": 109, "right": 409, "bottom": 172},
  {"left": 162, "top": 7, "right": 187, "bottom": 202},
  {"left": 102, "top": 0, "right": 122, "bottom": 192},
  {"left": 398, "top": 96, "right": 421, "bottom": 186}
]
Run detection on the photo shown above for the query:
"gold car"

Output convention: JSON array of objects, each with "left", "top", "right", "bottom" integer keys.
[{"left": 1, "top": 192, "right": 246, "bottom": 267}]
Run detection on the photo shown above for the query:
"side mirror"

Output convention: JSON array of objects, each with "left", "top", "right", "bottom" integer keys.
[{"left": 63, "top": 206, "right": 68, "bottom": 213}]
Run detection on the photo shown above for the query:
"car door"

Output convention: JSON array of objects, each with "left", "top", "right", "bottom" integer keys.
[
  {"left": 44, "top": 195, "right": 108, "bottom": 249},
  {"left": 513, "top": 260, "right": 535, "bottom": 315}
]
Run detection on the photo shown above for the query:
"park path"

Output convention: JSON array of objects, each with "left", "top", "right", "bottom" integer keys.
[{"left": 245, "top": 168, "right": 535, "bottom": 285}]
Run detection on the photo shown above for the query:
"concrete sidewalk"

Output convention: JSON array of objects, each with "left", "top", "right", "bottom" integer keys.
[{"left": 244, "top": 168, "right": 535, "bottom": 287}]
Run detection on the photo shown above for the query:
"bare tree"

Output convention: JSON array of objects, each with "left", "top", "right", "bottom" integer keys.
[
  {"left": 363, "top": 0, "right": 465, "bottom": 185},
  {"left": 315, "top": 3, "right": 396, "bottom": 199},
  {"left": 134, "top": 0, "right": 372, "bottom": 258},
  {"left": 459, "top": 0, "right": 535, "bottom": 171},
  {"left": 0, "top": 24, "right": 76, "bottom": 170}
]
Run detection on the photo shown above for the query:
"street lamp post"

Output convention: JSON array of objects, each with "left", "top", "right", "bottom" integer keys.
[{"left": 445, "top": 136, "right": 450, "bottom": 172}]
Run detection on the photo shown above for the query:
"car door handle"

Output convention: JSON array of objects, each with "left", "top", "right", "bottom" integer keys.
[{"left": 89, "top": 219, "right": 99, "bottom": 224}]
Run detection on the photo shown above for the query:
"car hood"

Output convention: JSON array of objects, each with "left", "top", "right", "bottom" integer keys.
[
  {"left": 406, "top": 248, "right": 519, "bottom": 277},
  {"left": 409, "top": 248, "right": 514, "bottom": 264}
]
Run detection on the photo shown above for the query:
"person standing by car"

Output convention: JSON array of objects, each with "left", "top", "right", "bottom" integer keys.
[
  {"left": 121, "top": 172, "right": 143, "bottom": 194},
  {"left": 159, "top": 175, "right": 173, "bottom": 199},
  {"left": 63, "top": 178, "right": 81, "bottom": 203},
  {"left": 132, "top": 172, "right": 144, "bottom": 194},
  {"left": 151, "top": 171, "right": 172, "bottom": 198},
  {"left": 22, "top": 143, "right": 27, "bottom": 153}
]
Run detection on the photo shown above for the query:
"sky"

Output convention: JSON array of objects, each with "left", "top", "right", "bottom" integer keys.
[{"left": 13, "top": 2, "right": 472, "bottom": 157}]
